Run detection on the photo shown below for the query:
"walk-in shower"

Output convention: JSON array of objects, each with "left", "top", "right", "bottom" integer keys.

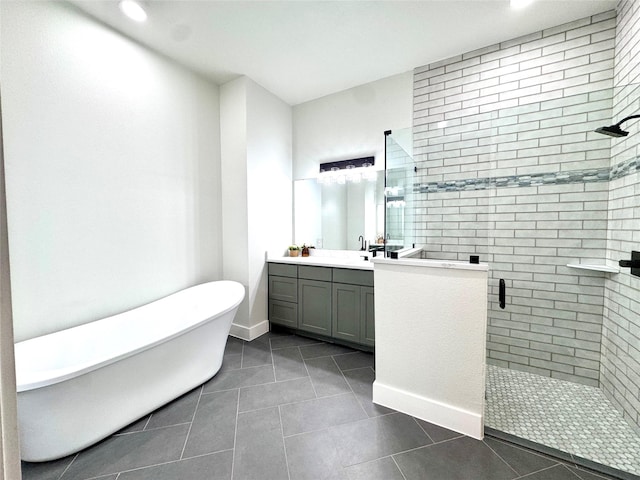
[{"left": 385, "top": 83, "right": 640, "bottom": 478}]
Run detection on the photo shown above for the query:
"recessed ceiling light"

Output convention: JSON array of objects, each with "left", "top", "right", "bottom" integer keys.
[
  {"left": 510, "top": 0, "right": 535, "bottom": 9},
  {"left": 119, "top": 0, "right": 147, "bottom": 22}
]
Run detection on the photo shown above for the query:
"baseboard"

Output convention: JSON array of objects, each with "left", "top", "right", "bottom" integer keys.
[
  {"left": 372, "top": 381, "right": 484, "bottom": 440},
  {"left": 229, "top": 320, "right": 269, "bottom": 342}
]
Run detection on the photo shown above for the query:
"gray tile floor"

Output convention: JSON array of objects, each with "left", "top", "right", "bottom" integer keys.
[
  {"left": 22, "top": 333, "right": 619, "bottom": 480},
  {"left": 486, "top": 365, "right": 640, "bottom": 477}
]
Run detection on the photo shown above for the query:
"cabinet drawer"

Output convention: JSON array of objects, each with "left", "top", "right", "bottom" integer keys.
[
  {"left": 333, "top": 268, "right": 374, "bottom": 286},
  {"left": 269, "top": 276, "right": 298, "bottom": 302},
  {"left": 298, "top": 265, "right": 332, "bottom": 282},
  {"left": 269, "top": 300, "right": 298, "bottom": 329},
  {"left": 268, "top": 263, "right": 298, "bottom": 278}
]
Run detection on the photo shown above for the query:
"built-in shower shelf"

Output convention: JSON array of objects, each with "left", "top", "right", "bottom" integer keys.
[{"left": 566, "top": 263, "right": 619, "bottom": 274}]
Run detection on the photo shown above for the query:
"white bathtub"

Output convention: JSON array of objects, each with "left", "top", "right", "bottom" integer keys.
[{"left": 14, "top": 280, "right": 245, "bottom": 462}]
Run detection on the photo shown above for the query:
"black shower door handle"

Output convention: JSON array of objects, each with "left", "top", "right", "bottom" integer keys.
[{"left": 499, "top": 279, "right": 506, "bottom": 309}]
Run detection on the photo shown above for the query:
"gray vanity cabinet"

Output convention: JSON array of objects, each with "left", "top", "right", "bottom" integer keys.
[{"left": 268, "top": 262, "right": 374, "bottom": 348}]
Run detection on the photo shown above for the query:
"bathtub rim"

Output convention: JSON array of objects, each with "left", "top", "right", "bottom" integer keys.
[{"left": 15, "top": 280, "right": 245, "bottom": 393}]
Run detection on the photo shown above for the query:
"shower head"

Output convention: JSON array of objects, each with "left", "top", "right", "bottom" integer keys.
[
  {"left": 595, "top": 114, "right": 640, "bottom": 138},
  {"left": 595, "top": 125, "right": 629, "bottom": 137}
]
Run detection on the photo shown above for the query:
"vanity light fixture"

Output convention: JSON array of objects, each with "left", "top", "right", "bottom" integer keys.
[
  {"left": 119, "top": 0, "right": 147, "bottom": 22},
  {"left": 318, "top": 156, "right": 375, "bottom": 185}
]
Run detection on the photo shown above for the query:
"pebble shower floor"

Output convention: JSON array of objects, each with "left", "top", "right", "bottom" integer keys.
[{"left": 486, "top": 365, "right": 640, "bottom": 476}]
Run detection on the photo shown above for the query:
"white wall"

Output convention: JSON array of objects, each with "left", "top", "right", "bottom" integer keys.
[
  {"left": 1, "top": 2, "right": 222, "bottom": 341},
  {"left": 246, "top": 79, "right": 293, "bottom": 330},
  {"left": 292, "top": 72, "right": 413, "bottom": 180},
  {"left": 221, "top": 77, "right": 292, "bottom": 339},
  {"left": 221, "top": 78, "right": 250, "bottom": 328}
]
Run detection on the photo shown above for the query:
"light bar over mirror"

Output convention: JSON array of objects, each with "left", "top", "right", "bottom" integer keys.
[{"left": 317, "top": 156, "right": 376, "bottom": 185}]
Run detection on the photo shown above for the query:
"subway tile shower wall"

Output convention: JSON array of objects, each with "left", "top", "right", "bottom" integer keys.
[{"left": 412, "top": 11, "right": 619, "bottom": 388}]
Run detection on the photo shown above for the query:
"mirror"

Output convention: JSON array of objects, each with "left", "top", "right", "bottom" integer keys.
[{"left": 294, "top": 171, "right": 385, "bottom": 251}]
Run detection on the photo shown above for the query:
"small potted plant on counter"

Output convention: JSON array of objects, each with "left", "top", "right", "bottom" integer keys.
[{"left": 288, "top": 245, "right": 300, "bottom": 257}]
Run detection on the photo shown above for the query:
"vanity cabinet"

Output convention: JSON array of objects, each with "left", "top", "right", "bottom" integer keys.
[{"left": 268, "top": 262, "right": 374, "bottom": 348}]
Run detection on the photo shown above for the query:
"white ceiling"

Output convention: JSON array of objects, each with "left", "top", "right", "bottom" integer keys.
[{"left": 69, "top": 0, "right": 618, "bottom": 105}]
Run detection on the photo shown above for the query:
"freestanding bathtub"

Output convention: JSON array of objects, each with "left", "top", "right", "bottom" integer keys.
[{"left": 14, "top": 280, "right": 245, "bottom": 462}]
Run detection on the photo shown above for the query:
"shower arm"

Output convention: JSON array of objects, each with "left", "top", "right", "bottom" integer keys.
[{"left": 612, "top": 114, "right": 640, "bottom": 127}]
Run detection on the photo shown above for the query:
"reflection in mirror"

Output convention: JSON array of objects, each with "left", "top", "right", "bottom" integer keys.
[
  {"left": 384, "top": 128, "right": 415, "bottom": 254},
  {"left": 294, "top": 171, "right": 385, "bottom": 251}
]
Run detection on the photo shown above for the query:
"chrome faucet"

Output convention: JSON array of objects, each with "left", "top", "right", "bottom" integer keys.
[{"left": 359, "top": 235, "right": 365, "bottom": 251}]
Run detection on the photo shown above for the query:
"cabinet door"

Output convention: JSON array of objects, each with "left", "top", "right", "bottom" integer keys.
[
  {"left": 332, "top": 283, "right": 361, "bottom": 343},
  {"left": 269, "top": 299, "right": 298, "bottom": 329},
  {"left": 360, "top": 286, "right": 375, "bottom": 347},
  {"left": 298, "top": 279, "right": 332, "bottom": 336}
]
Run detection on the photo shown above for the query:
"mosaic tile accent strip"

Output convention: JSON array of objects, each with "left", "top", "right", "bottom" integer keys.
[
  {"left": 610, "top": 156, "right": 640, "bottom": 180},
  {"left": 413, "top": 156, "right": 639, "bottom": 193},
  {"left": 486, "top": 365, "right": 640, "bottom": 476}
]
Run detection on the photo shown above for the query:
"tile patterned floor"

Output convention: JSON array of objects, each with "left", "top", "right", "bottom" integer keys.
[
  {"left": 486, "top": 365, "right": 640, "bottom": 477},
  {"left": 22, "top": 333, "right": 619, "bottom": 480}
]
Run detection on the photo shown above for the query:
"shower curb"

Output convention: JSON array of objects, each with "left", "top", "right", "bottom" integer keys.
[{"left": 484, "top": 427, "right": 637, "bottom": 480}]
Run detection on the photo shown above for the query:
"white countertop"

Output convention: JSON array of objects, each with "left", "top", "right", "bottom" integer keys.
[
  {"left": 267, "top": 254, "right": 374, "bottom": 270},
  {"left": 267, "top": 253, "right": 488, "bottom": 271},
  {"left": 372, "top": 256, "right": 489, "bottom": 271}
]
